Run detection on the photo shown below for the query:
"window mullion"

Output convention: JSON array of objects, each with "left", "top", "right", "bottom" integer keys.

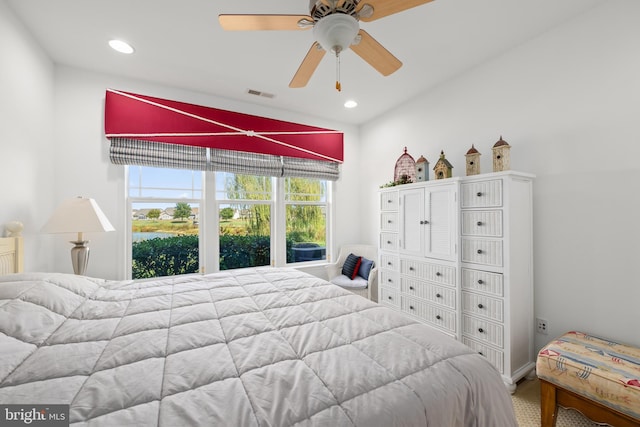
[
  {"left": 274, "top": 177, "right": 285, "bottom": 267},
  {"left": 204, "top": 170, "right": 218, "bottom": 274}
]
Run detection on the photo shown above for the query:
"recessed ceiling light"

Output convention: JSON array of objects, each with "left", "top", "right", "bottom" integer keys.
[
  {"left": 344, "top": 100, "right": 358, "bottom": 109},
  {"left": 109, "top": 39, "right": 134, "bottom": 54}
]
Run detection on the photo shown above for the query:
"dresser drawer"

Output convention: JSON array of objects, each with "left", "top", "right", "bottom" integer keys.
[
  {"left": 461, "top": 269, "right": 504, "bottom": 297},
  {"left": 402, "top": 296, "right": 456, "bottom": 334},
  {"left": 461, "top": 210, "right": 503, "bottom": 237},
  {"left": 461, "top": 238, "right": 503, "bottom": 267},
  {"left": 402, "top": 278, "right": 456, "bottom": 310},
  {"left": 380, "top": 270, "right": 400, "bottom": 289},
  {"left": 380, "top": 232, "right": 398, "bottom": 251},
  {"left": 380, "top": 191, "right": 399, "bottom": 211},
  {"left": 462, "top": 315, "right": 503, "bottom": 348},
  {"left": 400, "top": 259, "right": 456, "bottom": 286},
  {"left": 462, "top": 291, "right": 503, "bottom": 322},
  {"left": 463, "top": 337, "right": 505, "bottom": 374},
  {"left": 380, "top": 253, "right": 399, "bottom": 272},
  {"left": 380, "top": 287, "right": 400, "bottom": 308},
  {"left": 380, "top": 212, "right": 399, "bottom": 232},
  {"left": 461, "top": 180, "right": 502, "bottom": 208}
]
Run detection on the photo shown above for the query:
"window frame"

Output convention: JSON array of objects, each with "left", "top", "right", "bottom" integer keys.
[{"left": 125, "top": 166, "right": 332, "bottom": 279}]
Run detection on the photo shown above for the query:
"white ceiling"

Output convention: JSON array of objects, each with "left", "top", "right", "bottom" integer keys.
[{"left": 7, "top": 0, "right": 604, "bottom": 125}]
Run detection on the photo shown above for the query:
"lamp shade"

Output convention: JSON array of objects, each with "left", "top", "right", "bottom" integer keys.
[{"left": 42, "top": 197, "right": 115, "bottom": 234}]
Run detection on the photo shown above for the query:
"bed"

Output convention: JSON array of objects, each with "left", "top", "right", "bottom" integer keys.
[{"left": 0, "top": 236, "right": 517, "bottom": 426}]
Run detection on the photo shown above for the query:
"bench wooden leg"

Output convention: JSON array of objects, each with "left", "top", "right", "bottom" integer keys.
[{"left": 540, "top": 379, "right": 558, "bottom": 427}]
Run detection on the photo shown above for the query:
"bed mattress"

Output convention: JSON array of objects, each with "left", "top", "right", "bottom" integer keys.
[{"left": 0, "top": 267, "right": 516, "bottom": 426}]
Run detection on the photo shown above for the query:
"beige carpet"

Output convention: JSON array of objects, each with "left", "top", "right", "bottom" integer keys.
[{"left": 512, "top": 378, "right": 600, "bottom": 426}]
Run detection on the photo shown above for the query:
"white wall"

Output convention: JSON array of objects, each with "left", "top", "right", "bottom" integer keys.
[
  {"left": 0, "top": 0, "right": 55, "bottom": 271},
  {"left": 360, "top": 0, "right": 640, "bottom": 349}
]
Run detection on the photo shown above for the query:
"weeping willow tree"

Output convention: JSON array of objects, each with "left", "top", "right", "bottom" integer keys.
[
  {"left": 222, "top": 175, "right": 326, "bottom": 243},
  {"left": 224, "top": 174, "right": 271, "bottom": 236},
  {"left": 285, "top": 178, "right": 326, "bottom": 244}
]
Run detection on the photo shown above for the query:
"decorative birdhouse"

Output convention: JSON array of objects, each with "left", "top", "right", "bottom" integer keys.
[
  {"left": 492, "top": 136, "right": 511, "bottom": 172},
  {"left": 465, "top": 144, "right": 481, "bottom": 176},
  {"left": 394, "top": 147, "right": 416, "bottom": 184},
  {"left": 433, "top": 150, "right": 453, "bottom": 179},
  {"left": 415, "top": 155, "right": 429, "bottom": 182}
]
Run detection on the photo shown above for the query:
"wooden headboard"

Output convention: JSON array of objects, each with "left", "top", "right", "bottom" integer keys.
[{"left": 0, "top": 237, "right": 23, "bottom": 275}]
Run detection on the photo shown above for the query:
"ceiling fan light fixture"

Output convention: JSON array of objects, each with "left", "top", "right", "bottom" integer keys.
[{"left": 313, "top": 13, "right": 359, "bottom": 54}]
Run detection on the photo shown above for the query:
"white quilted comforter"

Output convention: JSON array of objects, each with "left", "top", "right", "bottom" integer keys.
[{"left": 0, "top": 268, "right": 517, "bottom": 426}]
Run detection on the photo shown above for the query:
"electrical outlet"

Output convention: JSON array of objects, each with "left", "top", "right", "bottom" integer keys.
[{"left": 536, "top": 318, "right": 548, "bottom": 335}]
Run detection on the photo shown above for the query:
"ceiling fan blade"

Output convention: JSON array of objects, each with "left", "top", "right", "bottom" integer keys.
[
  {"left": 219, "top": 14, "right": 313, "bottom": 31},
  {"left": 357, "top": 0, "right": 434, "bottom": 22},
  {"left": 290, "top": 42, "right": 326, "bottom": 88},
  {"left": 350, "top": 30, "right": 402, "bottom": 76}
]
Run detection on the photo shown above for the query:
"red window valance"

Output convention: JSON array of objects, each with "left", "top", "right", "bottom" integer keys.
[{"left": 104, "top": 89, "right": 343, "bottom": 163}]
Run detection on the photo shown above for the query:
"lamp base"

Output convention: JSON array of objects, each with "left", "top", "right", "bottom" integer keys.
[{"left": 70, "top": 240, "right": 90, "bottom": 275}]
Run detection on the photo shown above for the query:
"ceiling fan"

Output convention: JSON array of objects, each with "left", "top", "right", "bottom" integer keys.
[{"left": 219, "top": 0, "right": 434, "bottom": 90}]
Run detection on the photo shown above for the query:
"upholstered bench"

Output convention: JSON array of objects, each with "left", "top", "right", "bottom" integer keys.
[{"left": 536, "top": 331, "right": 640, "bottom": 427}]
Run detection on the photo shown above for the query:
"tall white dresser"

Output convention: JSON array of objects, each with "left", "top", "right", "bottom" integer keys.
[{"left": 378, "top": 171, "right": 534, "bottom": 392}]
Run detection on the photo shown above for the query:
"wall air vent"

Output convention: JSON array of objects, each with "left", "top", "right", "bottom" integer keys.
[{"left": 247, "top": 89, "right": 275, "bottom": 99}]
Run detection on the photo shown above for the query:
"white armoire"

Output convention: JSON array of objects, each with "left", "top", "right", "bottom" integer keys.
[{"left": 378, "top": 171, "right": 535, "bottom": 392}]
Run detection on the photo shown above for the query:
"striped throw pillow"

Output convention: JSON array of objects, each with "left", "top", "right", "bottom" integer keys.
[{"left": 342, "top": 253, "right": 362, "bottom": 280}]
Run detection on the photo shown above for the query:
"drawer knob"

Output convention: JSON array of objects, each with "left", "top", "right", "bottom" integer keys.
[
  {"left": 479, "top": 351, "right": 484, "bottom": 356},
  {"left": 477, "top": 249, "right": 483, "bottom": 254},
  {"left": 387, "top": 261, "right": 392, "bottom": 265},
  {"left": 409, "top": 266, "right": 414, "bottom": 271},
  {"left": 387, "top": 220, "right": 392, "bottom": 223},
  {"left": 477, "top": 221, "right": 483, "bottom": 226},
  {"left": 387, "top": 241, "right": 392, "bottom": 244},
  {"left": 436, "top": 272, "right": 441, "bottom": 277},
  {"left": 478, "top": 303, "right": 484, "bottom": 309},
  {"left": 419, "top": 220, "right": 429, "bottom": 225},
  {"left": 409, "top": 305, "right": 414, "bottom": 310},
  {"left": 387, "top": 199, "right": 392, "bottom": 203},
  {"left": 388, "top": 296, "right": 393, "bottom": 300},
  {"left": 478, "top": 327, "right": 484, "bottom": 333},
  {"left": 409, "top": 286, "right": 414, "bottom": 290},
  {"left": 477, "top": 279, "right": 484, "bottom": 285},
  {"left": 388, "top": 278, "right": 392, "bottom": 282},
  {"left": 436, "top": 293, "right": 441, "bottom": 298},
  {"left": 436, "top": 315, "right": 441, "bottom": 320},
  {"left": 477, "top": 192, "right": 483, "bottom": 197}
]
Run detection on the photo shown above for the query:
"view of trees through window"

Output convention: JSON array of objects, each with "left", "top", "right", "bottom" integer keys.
[
  {"left": 131, "top": 201, "right": 200, "bottom": 279},
  {"left": 129, "top": 166, "right": 328, "bottom": 279},
  {"left": 286, "top": 178, "right": 326, "bottom": 263}
]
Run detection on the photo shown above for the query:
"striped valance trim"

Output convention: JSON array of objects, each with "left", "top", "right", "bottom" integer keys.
[
  {"left": 110, "top": 138, "right": 206, "bottom": 170},
  {"left": 109, "top": 138, "right": 340, "bottom": 180},
  {"left": 208, "top": 148, "right": 283, "bottom": 176},
  {"left": 281, "top": 156, "right": 340, "bottom": 179}
]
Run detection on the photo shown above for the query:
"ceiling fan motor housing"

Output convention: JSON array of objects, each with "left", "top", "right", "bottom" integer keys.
[{"left": 310, "top": 0, "right": 359, "bottom": 20}]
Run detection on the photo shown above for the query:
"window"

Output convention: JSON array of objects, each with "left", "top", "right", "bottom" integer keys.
[
  {"left": 128, "top": 166, "right": 202, "bottom": 279},
  {"left": 216, "top": 172, "right": 272, "bottom": 271},
  {"left": 285, "top": 178, "right": 327, "bottom": 263},
  {"left": 126, "top": 167, "right": 331, "bottom": 279}
]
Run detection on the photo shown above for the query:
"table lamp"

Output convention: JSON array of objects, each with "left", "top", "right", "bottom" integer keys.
[{"left": 42, "top": 196, "right": 115, "bottom": 275}]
